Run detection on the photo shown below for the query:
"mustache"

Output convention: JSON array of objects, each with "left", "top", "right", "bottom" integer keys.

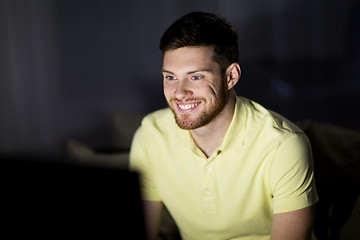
[{"left": 168, "top": 97, "right": 205, "bottom": 102}]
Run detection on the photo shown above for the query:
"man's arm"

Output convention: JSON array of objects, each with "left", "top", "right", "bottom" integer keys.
[
  {"left": 271, "top": 205, "right": 315, "bottom": 240},
  {"left": 143, "top": 200, "right": 164, "bottom": 240}
]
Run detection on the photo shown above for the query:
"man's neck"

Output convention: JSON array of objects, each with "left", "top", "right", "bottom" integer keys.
[{"left": 190, "top": 94, "right": 236, "bottom": 158}]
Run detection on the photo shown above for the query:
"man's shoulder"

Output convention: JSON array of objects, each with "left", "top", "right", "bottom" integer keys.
[
  {"left": 131, "top": 108, "right": 176, "bottom": 149},
  {"left": 238, "top": 96, "right": 303, "bottom": 135},
  {"left": 140, "top": 107, "right": 175, "bottom": 131}
]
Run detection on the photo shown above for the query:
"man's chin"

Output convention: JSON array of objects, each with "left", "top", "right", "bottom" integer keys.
[
  {"left": 175, "top": 117, "right": 200, "bottom": 130},
  {"left": 175, "top": 113, "right": 212, "bottom": 130}
]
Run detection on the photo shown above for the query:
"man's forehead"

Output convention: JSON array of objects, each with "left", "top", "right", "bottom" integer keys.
[{"left": 162, "top": 46, "right": 219, "bottom": 73}]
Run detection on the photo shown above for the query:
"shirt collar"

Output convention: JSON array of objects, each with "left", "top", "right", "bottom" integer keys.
[{"left": 218, "top": 96, "right": 247, "bottom": 152}]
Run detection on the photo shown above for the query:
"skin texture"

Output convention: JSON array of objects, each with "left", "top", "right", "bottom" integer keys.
[
  {"left": 271, "top": 206, "right": 315, "bottom": 240},
  {"left": 143, "top": 201, "right": 163, "bottom": 240},
  {"left": 162, "top": 46, "right": 229, "bottom": 130}
]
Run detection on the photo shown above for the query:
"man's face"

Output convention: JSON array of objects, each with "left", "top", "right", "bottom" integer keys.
[{"left": 162, "top": 46, "right": 229, "bottom": 130}]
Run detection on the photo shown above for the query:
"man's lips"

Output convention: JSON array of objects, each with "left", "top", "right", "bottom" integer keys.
[{"left": 176, "top": 101, "right": 201, "bottom": 113}]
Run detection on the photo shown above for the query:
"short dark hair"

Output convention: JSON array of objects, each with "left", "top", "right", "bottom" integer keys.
[{"left": 160, "top": 12, "right": 239, "bottom": 72}]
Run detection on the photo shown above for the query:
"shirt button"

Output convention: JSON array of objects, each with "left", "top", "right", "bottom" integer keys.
[
  {"left": 204, "top": 165, "right": 211, "bottom": 172},
  {"left": 205, "top": 189, "right": 211, "bottom": 195}
]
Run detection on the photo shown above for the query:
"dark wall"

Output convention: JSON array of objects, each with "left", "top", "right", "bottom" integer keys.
[{"left": 0, "top": 0, "right": 359, "bottom": 158}]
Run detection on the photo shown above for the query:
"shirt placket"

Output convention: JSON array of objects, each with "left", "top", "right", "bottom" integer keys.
[{"left": 201, "top": 150, "right": 221, "bottom": 215}]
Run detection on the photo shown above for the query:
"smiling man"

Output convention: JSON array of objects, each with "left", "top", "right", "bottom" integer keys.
[{"left": 130, "top": 12, "right": 318, "bottom": 240}]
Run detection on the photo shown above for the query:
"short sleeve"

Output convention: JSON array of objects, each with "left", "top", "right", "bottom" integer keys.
[
  {"left": 270, "top": 132, "right": 319, "bottom": 213},
  {"left": 129, "top": 124, "right": 162, "bottom": 201}
]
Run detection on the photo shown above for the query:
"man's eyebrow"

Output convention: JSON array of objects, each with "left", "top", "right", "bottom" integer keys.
[
  {"left": 161, "top": 69, "right": 213, "bottom": 74},
  {"left": 161, "top": 69, "right": 174, "bottom": 74},
  {"left": 187, "top": 69, "right": 213, "bottom": 74}
]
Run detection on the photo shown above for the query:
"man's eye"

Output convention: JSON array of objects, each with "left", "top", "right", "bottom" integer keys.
[
  {"left": 191, "top": 75, "right": 202, "bottom": 80},
  {"left": 165, "top": 76, "right": 176, "bottom": 80}
]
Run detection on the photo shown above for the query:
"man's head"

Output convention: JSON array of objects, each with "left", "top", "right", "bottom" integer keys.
[
  {"left": 160, "top": 12, "right": 241, "bottom": 130},
  {"left": 160, "top": 12, "right": 239, "bottom": 74}
]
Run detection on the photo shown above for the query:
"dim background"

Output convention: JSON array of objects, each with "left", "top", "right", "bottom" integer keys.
[{"left": 0, "top": 0, "right": 359, "bottom": 159}]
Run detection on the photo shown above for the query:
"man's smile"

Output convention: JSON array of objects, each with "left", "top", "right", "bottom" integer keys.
[{"left": 176, "top": 101, "right": 201, "bottom": 113}]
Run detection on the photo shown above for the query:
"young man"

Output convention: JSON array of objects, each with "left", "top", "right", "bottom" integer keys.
[{"left": 130, "top": 12, "right": 318, "bottom": 240}]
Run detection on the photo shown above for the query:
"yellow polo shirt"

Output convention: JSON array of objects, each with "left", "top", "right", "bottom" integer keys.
[{"left": 130, "top": 96, "right": 318, "bottom": 240}]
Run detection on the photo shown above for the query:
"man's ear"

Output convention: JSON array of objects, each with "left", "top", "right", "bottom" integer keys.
[{"left": 226, "top": 63, "right": 241, "bottom": 90}]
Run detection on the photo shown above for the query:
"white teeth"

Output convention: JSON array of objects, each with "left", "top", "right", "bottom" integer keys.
[{"left": 178, "top": 103, "right": 199, "bottom": 110}]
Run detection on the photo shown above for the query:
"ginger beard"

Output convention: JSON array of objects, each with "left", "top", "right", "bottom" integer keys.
[{"left": 167, "top": 77, "right": 229, "bottom": 130}]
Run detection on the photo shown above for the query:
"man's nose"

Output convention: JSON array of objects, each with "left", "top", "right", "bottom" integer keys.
[{"left": 174, "top": 80, "right": 192, "bottom": 99}]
